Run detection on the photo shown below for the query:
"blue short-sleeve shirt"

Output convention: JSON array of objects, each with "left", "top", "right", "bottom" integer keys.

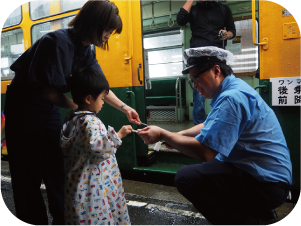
[{"left": 195, "top": 74, "right": 292, "bottom": 184}]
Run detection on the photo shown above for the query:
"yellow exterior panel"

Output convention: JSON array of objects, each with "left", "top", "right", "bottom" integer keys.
[
  {"left": 259, "top": 0, "right": 300, "bottom": 80},
  {"left": 283, "top": 22, "right": 300, "bottom": 40},
  {"left": 95, "top": 0, "right": 144, "bottom": 88},
  {"left": 131, "top": 1, "right": 144, "bottom": 87},
  {"left": 1, "top": 81, "right": 11, "bottom": 94},
  {"left": 96, "top": 1, "right": 132, "bottom": 88}
]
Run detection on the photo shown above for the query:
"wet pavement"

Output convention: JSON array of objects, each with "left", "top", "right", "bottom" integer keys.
[{"left": 1, "top": 160, "right": 299, "bottom": 225}]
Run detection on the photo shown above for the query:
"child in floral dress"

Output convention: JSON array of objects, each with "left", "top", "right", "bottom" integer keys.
[{"left": 61, "top": 68, "right": 132, "bottom": 225}]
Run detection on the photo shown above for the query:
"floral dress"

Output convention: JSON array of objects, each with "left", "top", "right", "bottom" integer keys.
[{"left": 61, "top": 111, "right": 131, "bottom": 225}]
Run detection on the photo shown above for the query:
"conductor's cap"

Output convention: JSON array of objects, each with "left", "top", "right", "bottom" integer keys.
[{"left": 182, "top": 46, "right": 234, "bottom": 74}]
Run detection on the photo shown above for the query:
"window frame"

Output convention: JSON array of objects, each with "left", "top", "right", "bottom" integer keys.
[
  {"left": 30, "top": 14, "right": 76, "bottom": 44},
  {"left": 143, "top": 29, "right": 184, "bottom": 79},
  {"left": 29, "top": 0, "right": 86, "bottom": 21},
  {"left": 1, "top": 28, "right": 24, "bottom": 81},
  {"left": 2, "top": 6, "right": 23, "bottom": 29}
]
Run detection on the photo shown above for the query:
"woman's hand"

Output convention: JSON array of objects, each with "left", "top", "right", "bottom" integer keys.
[
  {"left": 103, "top": 90, "right": 141, "bottom": 125},
  {"left": 122, "top": 105, "right": 141, "bottom": 125}
]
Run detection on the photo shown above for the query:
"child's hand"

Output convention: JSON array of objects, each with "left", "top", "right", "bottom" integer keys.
[{"left": 117, "top": 125, "right": 133, "bottom": 139}]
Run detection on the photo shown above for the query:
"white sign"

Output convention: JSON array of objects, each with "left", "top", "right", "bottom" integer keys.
[{"left": 270, "top": 77, "right": 301, "bottom": 106}]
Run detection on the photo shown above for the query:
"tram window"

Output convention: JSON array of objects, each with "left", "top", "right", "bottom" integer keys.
[
  {"left": 3, "top": 6, "right": 22, "bottom": 29},
  {"left": 1, "top": 28, "right": 24, "bottom": 80},
  {"left": 144, "top": 30, "right": 183, "bottom": 78},
  {"left": 31, "top": 16, "right": 75, "bottom": 44},
  {"left": 30, "top": 0, "right": 87, "bottom": 20},
  {"left": 61, "top": 0, "right": 88, "bottom": 12},
  {"left": 31, "top": 16, "right": 95, "bottom": 52}
]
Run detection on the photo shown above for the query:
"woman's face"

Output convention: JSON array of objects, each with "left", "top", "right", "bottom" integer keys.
[
  {"left": 87, "top": 29, "right": 114, "bottom": 47},
  {"left": 102, "top": 29, "right": 114, "bottom": 44},
  {"left": 91, "top": 30, "right": 114, "bottom": 47}
]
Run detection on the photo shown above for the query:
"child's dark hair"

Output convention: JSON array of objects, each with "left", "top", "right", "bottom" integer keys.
[{"left": 70, "top": 68, "right": 110, "bottom": 106}]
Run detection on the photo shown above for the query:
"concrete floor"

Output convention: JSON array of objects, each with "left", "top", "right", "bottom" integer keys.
[
  {"left": 0, "top": 161, "right": 298, "bottom": 225},
  {"left": 122, "top": 178, "right": 298, "bottom": 225}
]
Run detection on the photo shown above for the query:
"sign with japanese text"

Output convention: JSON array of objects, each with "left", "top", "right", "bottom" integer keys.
[{"left": 270, "top": 77, "right": 301, "bottom": 106}]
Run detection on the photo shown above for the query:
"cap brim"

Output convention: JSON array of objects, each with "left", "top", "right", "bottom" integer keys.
[{"left": 182, "top": 64, "right": 196, "bottom": 74}]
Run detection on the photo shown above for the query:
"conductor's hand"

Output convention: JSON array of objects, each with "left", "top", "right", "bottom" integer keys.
[
  {"left": 137, "top": 126, "right": 162, "bottom": 144},
  {"left": 123, "top": 105, "right": 141, "bottom": 125},
  {"left": 117, "top": 125, "right": 133, "bottom": 139}
]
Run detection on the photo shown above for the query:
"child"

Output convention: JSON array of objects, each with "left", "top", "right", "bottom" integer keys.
[{"left": 61, "top": 68, "right": 132, "bottom": 225}]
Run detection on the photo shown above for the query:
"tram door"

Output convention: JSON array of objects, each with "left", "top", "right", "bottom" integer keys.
[
  {"left": 97, "top": 0, "right": 147, "bottom": 170},
  {"left": 254, "top": 0, "right": 300, "bottom": 191}
]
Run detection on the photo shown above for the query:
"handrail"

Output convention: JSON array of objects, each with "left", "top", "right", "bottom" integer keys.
[
  {"left": 254, "top": 85, "right": 266, "bottom": 90},
  {"left": 252, "top": 0, "right": 268, "bottom": 48},
  {"left": 124, "top": 1, "right": 133, "bottom": 64},
  {"left": 126, "top": 90, "right": 137, "bottom": 167},
  {"left": 137, "top": 64, "right": 142, "bottom": 85},
  {"left": 175, "top": 77, "right": 182, "bottom": 123}
]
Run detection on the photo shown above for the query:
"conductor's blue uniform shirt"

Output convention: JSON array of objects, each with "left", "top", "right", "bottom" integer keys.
[{"left": 195, "top": 74, "right": 292, "bottom": 185}]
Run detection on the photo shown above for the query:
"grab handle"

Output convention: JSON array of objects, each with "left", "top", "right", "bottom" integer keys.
[
  {"left": 137, "top": 64, "right": 142, "bottom": 85},
  {"left": 252, "top": 0, "right": 268, "bottom": 49}
]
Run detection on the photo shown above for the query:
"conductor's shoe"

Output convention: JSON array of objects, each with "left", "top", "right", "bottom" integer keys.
[
  {"left": 259, "top": 209, "right": 278, "bottom": 221},
  {"left": 257, "top": 209, "right": 278, "bottom": 221}
]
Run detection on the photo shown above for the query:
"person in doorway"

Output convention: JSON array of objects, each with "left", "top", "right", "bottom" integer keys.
[
  {"left": 137, "top": 46, "right": 292, "bottom": 225},
  {"left": 177, "top": 0, "right": 236, "bottom": 124},
  {"left": 177, "top": 0, "right": 236, "bottom": 49},
  {"left": 61, "top": 68, "right": 132, "bottom": 225},
  {"left": 4, "top": 1, "right": 140, "bottom": 224}
]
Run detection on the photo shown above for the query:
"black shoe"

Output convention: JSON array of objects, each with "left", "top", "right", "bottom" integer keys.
[
  {"left": 258, "top": 209, "right": 278, "bottom": 225},
  {"left": 257, "top": 209, "right": 278, "bottom": 221}
]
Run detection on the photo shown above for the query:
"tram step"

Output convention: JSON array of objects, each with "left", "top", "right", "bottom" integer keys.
[
  {"left": 148, "top": 143, "right": 180, "bottom": 153},
  {"left": 133, "top": 162, "right": 184, "bottom": 174}
]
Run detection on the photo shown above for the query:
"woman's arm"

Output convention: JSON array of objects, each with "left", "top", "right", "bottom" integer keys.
[
  {"left": 104, "top": 90, "right": 141, "bottom": 124},
  {"left": 44, "top": 87, "right": 77, "bottom": 110}
]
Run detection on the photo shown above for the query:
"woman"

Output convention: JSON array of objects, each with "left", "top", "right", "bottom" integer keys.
[{"left": 4, "top": 1, "right": 140, "bottom": 225}]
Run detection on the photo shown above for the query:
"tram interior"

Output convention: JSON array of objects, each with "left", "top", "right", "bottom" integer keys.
[{"left": 141, "top": 0, "right": 259, "bottom": 154}]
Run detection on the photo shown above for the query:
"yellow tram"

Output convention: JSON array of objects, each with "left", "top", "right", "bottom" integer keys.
[{"left": 1, "top": 0, "right": 300, "bottom": 200}]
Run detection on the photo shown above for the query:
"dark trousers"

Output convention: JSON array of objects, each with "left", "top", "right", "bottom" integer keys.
[
  {"left": 175, "top": 159, "right": 289, "bottom": 225},
  {"left": 4, "top": 84, "right": 65, "bottom": 225}
]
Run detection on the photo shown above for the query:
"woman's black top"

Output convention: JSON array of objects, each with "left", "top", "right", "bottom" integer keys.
[{"left": 10, "top": 28, "right": 103, "bottom": 93}]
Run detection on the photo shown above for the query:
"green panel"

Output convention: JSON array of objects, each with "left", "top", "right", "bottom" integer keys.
[
  {"left": 98, "top": 86, "right": 148, "bottom": 170},
  {"left": 154, "top": 151, "right": 201, "bottom": 165},
  {"left": 132, "top": 86, "right": 148, "bottom": 157},
  {"left": 134, "top": 153, "right": 202, "bottom": 174},
  {"left": 259, "top": 79, "right": 300, "bottom": 190}
]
